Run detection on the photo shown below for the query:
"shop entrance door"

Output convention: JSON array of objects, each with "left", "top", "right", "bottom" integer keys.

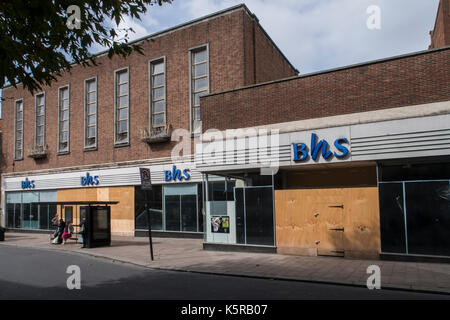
[{"left": 235, "top": 186, "right": 275, "bottom": 246}]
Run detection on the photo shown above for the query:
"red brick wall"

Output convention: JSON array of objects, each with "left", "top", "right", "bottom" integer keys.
[
  {"left": 202, "top": 48, "right": 450, "bottom": 131},
  {"left": 1, "top": 6, "right": 297, "bottom": 175},
  {"left": 242, "top": 13, "right": 297, "bottom": 86},
  {"left": 429, "top": 0, "right": 450, "bottom": 49}
]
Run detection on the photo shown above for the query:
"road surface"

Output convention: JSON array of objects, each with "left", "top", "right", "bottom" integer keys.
[{"left": 0, "top": 246, "right": 448, "bottom": 300}]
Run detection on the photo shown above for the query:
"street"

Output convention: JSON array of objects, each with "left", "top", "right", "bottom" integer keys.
[{"left": 0, "top": 246, "right": 448, "bottom": 300}]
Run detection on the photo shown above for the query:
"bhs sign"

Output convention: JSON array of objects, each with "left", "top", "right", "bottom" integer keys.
[
  {"left": 293, "top": 133, "right": 349, "bottom": 162},
  {"left": 21, "top": 178, "right": 35, "bottom": 189},
  {"left": 81, "top": 172, "right": 99, "bottom": 186},
  {"left": 164, "top": 165, "right": 191, "bottom": 182}
]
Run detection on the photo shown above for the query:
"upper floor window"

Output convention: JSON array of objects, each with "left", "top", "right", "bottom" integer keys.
[
  {"left": 58, "top": 86, "right": 70, "bottom": 153},
  {"left": 190, "top": 45, "right": 209, "bottom": 134},
  {"left": 85, "top": 78, "right": 97, "bottom": 149},
  {"left": 115, "top": 68, "right": 129, "bottom": 145},
  {"left": 149, "top": 58, "right": 166, "bottom": 129},
  {"left": 35, "top": 93, "right": 45, "bottom": 149},
  {"left": 14, "top": 99, "right": 24, "bottom": 160}
]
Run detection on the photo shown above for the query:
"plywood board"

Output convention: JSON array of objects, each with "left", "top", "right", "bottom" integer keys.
[
  {"left": 275, "top": 187, "right": 380, "bottom": 259},
  {"left": 57, "top": 186, "right": 135, "bottom": 235}
]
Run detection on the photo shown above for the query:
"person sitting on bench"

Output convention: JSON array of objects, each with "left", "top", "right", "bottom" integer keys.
[
  {"left": 61, "top": 222, "right": 74, "bottom": 245},
  {"left": 52, "top": 219, "right": 65, "bottom": 244}
]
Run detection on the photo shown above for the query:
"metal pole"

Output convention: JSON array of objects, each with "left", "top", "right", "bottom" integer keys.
[{"left": 145, "top": 191, "right": 154, "bottom": 261}]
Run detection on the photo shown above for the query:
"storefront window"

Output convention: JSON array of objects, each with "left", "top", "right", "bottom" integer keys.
[
  {"left": 379, "top": 183, "right": 407, "bottom": 253},
  {"left": 135, "top": 184, "right": 203, "bottom": 233},
  {"left": 208, "top": 179, "right": 235, "bottom": 201},
  {"left": 379, "top": 162, "right": 450, "bottom": 182},
  {"left": 205, "top": 174, "right": 275, "bottom": 246},
  {"left": 5, "top": 191, "right": 57, "bottom": 230},
  {"left": 378, "top": 162, "right": 450, "bottom": 257},
  {"left": 134, "top": 185, "right": 163, "bottom": 231},
  {"left": 405, "top": 182, "right": 450, "bottom": 256},
  {"left": 163, "top": 184, "right": 201, "bottom": 232}
]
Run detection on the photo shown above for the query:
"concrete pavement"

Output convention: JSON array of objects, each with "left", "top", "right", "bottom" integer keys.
[{"left": 1, "top": 232, "right": 450, "bottom": 294}]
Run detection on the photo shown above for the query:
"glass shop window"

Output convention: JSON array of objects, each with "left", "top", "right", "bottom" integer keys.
[
  {"left": 134, "top": 186, "right": 163, "bottom": 230},
  {"left": 379, "top": 162, "right": 450, "bottom": 182}
]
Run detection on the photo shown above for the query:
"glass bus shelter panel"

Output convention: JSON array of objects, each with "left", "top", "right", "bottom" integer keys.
[{"left": 84, "top": 206, "right": 111, "bottom": 248}]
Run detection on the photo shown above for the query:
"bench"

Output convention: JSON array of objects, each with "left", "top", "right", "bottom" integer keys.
[{"left": 50, "top": 233, "right": 79, "bottom": 244}]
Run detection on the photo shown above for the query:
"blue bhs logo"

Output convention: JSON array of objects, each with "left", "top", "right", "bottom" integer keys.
[
  {"left": 81, "top": 172, "right": 99, "bottom": 186},
  {"left": 164, "top": 166, "right": 191, "bottom": 182},
  {"left": 21, "top": 178, "right": 35, "bottom": 189},
  {"left": 293, "top": 133, "right": 349, "bottom": 161}
]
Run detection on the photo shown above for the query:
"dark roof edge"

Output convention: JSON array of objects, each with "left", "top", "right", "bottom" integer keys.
[
  {"left": 2, "top": 4, "right": 248, "bottom": 91},
  {"left": 203, "top": 45, "right": 450, "bottom": 99},
  {"left": 245, "top": 9, "right": 299, "bottom": 74}
]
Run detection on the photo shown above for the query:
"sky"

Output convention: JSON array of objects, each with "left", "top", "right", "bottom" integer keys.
[{"left": 103, "top": 0, "right": 440, "bottom": 74}]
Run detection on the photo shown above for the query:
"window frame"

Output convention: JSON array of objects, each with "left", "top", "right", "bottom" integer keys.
[
  {"left": 114, "top": 67, "right": 130, "bottom": 146},
  {"left": 13, "top": 98, "right": 24, "bottom": 161},
  {"left": 148, "top": 56, "right": 167, "bottom": 130},
  {"left": 57, "top": 85, "right": 70, "bottom": 155},
  {"left": 34, "top": 92, "right": 46, "bottom": 149},
  {"left": 84, "top": 76, "right": 98, "bottom": 150},
  {"left": 189, "top": 43, "right": 209, "bottom": 135}
]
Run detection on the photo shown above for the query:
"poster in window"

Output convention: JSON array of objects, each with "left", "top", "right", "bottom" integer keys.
[{"left": 211, "top": 216, "right": 230, "bottom": 233}]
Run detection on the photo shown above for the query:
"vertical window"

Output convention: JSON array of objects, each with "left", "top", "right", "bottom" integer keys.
[
  {"left": 85, "top": 78, "right": 97, "bottom": 149},
  {"left": 190, "top": 46, "right": 209, "bottom": 134},
  {"left": 149, "top": 58, "right": 166, "bottom": 129},
  {"left": 58, "top": 86, "right": 70, "bottom": 153},
  {"left": 14, "top": 99, "right": 24, "bottom": 160},
  {"left": 35, "top": 93, "right": 45, "bottom": 149},
  {"left": 115, "top": 68, "right": 129, "bottom": 144}
]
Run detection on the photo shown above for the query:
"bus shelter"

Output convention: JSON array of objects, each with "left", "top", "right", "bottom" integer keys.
[{"left": 31, "top": 201, "right": 119, "bottom": 248}]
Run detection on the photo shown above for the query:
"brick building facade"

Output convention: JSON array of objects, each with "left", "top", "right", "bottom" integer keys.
[
  {"left": 1, "top": 5, "right": 296, "bottom": 174},
  {"left": 0, "top": 5, "right": 296, "bottom": 236},
  {"left": 429, "top": 0, "right": 450, "bottom": 49},
  {"left": 201, "top": 47, "right": 450, "bottom": 132},
  {"left": 2, "top": 2, "right": 450, "bottom": 261},
  {"left": 195, "top": 1, "right": 450, "bottom": 260}
]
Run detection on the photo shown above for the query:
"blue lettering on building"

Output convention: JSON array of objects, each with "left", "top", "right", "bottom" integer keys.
[
  {"left": 293, "top": 133, "right": 349, "bottom": 162},
  {"left": 81, "top": 172, "right": 100, "bottom": 186},
  {"left": 21, "top": 178, "right": 35, "bottom": 189},
  {"left": 164, "top": 166, "right": 191, "bottom": 182}
]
